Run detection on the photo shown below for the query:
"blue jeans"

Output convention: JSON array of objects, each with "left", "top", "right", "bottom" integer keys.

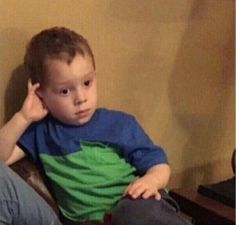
[
  {"left": 0, "top": 160, "right": 191, "bottom": 225},
  {"left": 0, "top": 160, "right": 61, "bottom": 225}
]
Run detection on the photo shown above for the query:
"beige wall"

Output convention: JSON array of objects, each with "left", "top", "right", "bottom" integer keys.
[{"left": 0, "top": 0, "right": 235, "bottom": 188}]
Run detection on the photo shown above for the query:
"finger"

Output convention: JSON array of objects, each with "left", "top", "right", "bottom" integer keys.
[
  {"left": 123, "top": 183, "right": 134, "bottom": 196},
  {"left": 123, "top": 178, "right": 139, "bottom": 196},
  {"left": 128, "top": 185, "right": 146, "bottom": 199},
  {"left": 126, "top": 179, "right": 144, "bottom": 197},
  {"left": 155, "top": 191, "right": 161, "bottom": 201},
  {"left": 142, "top": 190, "right": 154, "bottom": 199},
  {"left": 27, "top": 79, "right": 32, "bottom": 89},
  {"left": 27, "top": 79, "right": 33, "bottom": 93},
  {"left": 28, "top": 82, "right": 40, "bottom": 94}
]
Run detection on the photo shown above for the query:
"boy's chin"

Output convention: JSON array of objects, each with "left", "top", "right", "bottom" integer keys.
[
  {"left": 51, "top": 110, "right": 96, "bottom": 126},
  {"left": 64, "top": 116, "right": 93, "bottom": 126},
  {"left": 63, "top": 118, "right": 91, "bottom": 126}
]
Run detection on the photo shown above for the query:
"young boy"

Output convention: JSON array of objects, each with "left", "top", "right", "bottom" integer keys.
[{"left": 0, "top": 27, "right": 191, "bottom": 225}]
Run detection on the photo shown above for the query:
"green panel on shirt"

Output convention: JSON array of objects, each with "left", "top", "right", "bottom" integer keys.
[{"left": 40, "top": 141, "right": 136, "bottom": 222}]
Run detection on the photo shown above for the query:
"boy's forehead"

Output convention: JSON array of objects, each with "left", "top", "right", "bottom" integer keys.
[
  {"left": 44, "top": 53, "right": 93, "bottom": 68},
  {"left": 44, "top": 54, "right": 95, "bottom": 83}
]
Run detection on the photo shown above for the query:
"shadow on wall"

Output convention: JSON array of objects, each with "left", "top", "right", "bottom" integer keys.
[
  {"left": 168, "top": 0, "right": 235, "bottom": 186},
  {"left": 4, "top": 65, "right": 28, "bottom": 122},
  {"left": 0, "top": 28, "right": 29, "bottom": 123},
  {"left": 105, "top": 0, "right": 194, "bottom": 119}
]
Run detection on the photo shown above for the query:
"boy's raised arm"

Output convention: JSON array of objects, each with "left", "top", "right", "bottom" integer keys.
[{"left": 0, "top": 80, "right": 48, "bottom": 164}]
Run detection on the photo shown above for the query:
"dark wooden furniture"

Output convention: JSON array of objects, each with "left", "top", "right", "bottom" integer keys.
[{"left": 169, "top": 188, "right": 235, "bottom": 225}]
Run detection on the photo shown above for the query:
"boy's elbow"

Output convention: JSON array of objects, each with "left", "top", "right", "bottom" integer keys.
[
  {"left": 3, "top": 146, "right": 26, "bottom": 165},
  {"left": 0, "top": 152, "right": 11, "bottom": 164}
]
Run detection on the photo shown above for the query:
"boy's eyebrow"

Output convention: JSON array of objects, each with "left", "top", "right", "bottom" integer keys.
[
  {"left": 83, "top": 70, "right": 96, "bottom": 78},
  {"left": 79, "top": 70, "right": 96, "bottom": 81},
  {"left": 52, "top": 70, "right": 96, "bottom": 86}
]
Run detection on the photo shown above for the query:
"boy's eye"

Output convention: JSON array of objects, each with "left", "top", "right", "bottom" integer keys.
[
  {"left": 84, "top": 80, "right": 92, "bottom": 87},
  {"left": 59, "top": 88, "right": 70, "bottom": 95}
]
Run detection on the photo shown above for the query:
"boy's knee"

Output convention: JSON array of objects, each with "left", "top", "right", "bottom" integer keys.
[
  {"left": 112, "top": 197, "right": 191, "bottom": 225},
  {"left": 112, "top": 197, "right": 162, "bottom": 225}
]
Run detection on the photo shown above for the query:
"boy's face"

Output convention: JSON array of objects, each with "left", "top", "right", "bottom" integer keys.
[{"left": 38, "top": 53, "right": 97, "bottom": 126}]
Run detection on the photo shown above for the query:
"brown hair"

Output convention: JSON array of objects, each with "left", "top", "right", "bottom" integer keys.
[{"left": 24, "top": 27, "right": 95, "bottom": 85}]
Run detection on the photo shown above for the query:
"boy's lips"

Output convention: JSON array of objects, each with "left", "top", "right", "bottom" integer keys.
[{"left": 75, "top": 109, "right": 90, "bottom": 118}]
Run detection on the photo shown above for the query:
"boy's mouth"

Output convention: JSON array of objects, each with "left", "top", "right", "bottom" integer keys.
[{"left": 75, "top": 109, "right": 90, "bottom": 118}]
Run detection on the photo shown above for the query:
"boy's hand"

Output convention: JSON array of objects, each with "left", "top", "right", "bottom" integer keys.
[
  {"left": 19, "top": 80, "right": 48, "bottom": 123},
  {"left": 124, "top": 164, "right": 171, "bottom": 200},
  {"left": 124, "top": 174, "right": 161, "bottom": 200}
]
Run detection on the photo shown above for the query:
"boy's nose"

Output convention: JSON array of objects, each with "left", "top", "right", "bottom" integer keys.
[{"left": 74, "top": 89, "right": 87, "bottom": 105}]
